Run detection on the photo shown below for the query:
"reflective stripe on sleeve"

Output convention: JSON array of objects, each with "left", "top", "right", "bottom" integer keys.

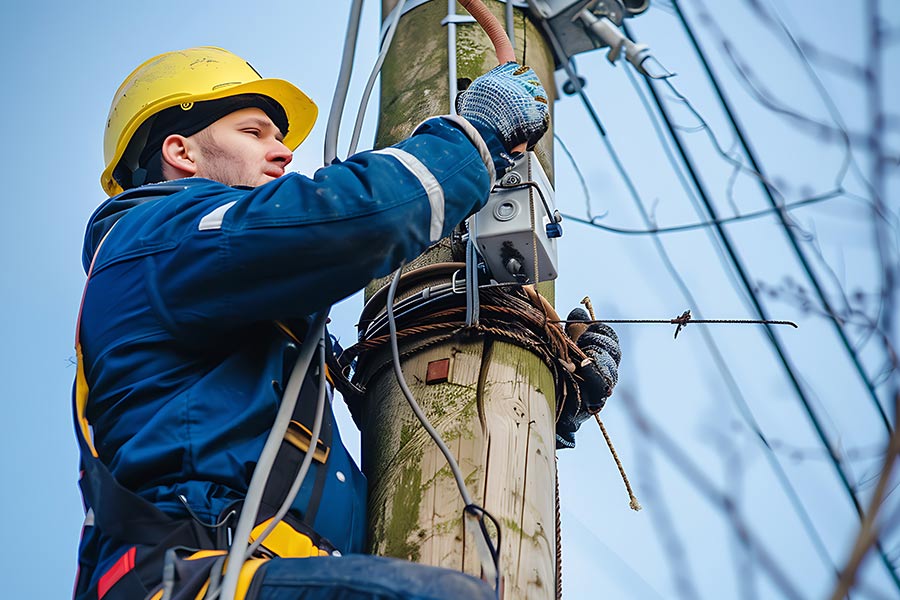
[
  {"left": 198, "top": 200, "right": 238, "bottom": 231},
  {"left": 434, "top": 115, "right": 496, "bottom": 187},
  {"left": 372, "top": 148, "right": 445, "bottom": 242}
]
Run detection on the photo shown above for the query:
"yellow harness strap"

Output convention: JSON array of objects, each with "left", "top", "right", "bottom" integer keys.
[
  {"left": 249, "top": 518, "right": 329, "bottom": 559},
  {"left": 144, "top": 551, "right": 268, "bottom": 600},
  {"left": 75, "top": 226, "right": 117, "bottom": 458}
]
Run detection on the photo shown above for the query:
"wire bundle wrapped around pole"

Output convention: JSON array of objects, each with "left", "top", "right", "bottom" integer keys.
[{"left": 346, "top": 276, "right": 585, "bottom": 426}]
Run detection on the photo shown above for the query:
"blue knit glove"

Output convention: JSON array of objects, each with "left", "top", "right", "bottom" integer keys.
[
  {"left": 557, "top": 308, "right": 621, "bottom": 449},
  {"left": 457, "top": 62, "right": 550, "bottom": 174}
]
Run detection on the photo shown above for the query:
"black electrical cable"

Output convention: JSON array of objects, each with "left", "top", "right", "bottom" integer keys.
[
  {"left": 668, "top": 0, "right": 893, "bottom": 434},
  {"left": 539, "top": 20, "right": 606, "bottom": 136},
  {"left": 562, "top": 188, "right": 842, "bottom": 235},
  {"left": 553, "top": 132, "right": 594, "bottom": 218},
  {"left": 626, "top": 21, "right": 900, "bottom": 592}
]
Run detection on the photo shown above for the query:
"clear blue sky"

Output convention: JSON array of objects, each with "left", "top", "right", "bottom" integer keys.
[{"left": 1, "top": 1, "right": 896, "bottom": 598}]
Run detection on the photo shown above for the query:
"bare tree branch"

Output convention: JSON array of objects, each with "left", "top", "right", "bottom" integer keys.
[
  {"left": 830, "top": 393, "right": 900, "bottom": 600},
  {"left": 741, "top": 0, "right": 867, "bottom": 81},
  {"left": 631, "top": 411, "right": 704, "bottom": 600},
  {"left": 622, "top": 389, "right": 810, "bottom": 600}
]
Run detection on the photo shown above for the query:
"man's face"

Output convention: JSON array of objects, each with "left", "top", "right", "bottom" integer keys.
[{"left": 190, "top": 107, "right": 293, "bottom": 188}]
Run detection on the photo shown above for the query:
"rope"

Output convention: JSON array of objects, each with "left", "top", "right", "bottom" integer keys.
[
  {"left": 581, "top": 297, "right": 641, "bottom": 512},
  {"left": 555, "top": 456, "right": 563, "bottom": 600},
  {"left": 595, "top": 414, "right": 641, "bottom": 512}
]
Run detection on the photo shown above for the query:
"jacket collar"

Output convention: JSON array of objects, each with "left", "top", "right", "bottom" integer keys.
[{"left": 81, "top": 179, "right": 214, "bottom": 272}]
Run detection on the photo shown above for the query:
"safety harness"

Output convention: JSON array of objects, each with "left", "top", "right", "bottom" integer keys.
[{"left": 73, "top": 215, "right": 338, "bottom": 600}]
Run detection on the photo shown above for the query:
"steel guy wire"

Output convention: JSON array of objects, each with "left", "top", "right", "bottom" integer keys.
[
  {"left": 665, "top": 2, "right": 894, "bottom": 432},
  {"left": 555, "top": 313, "right": 796, "bottom": 339},
  {"left": 632, "top": 22, "right": 900, "bottom": 590}
]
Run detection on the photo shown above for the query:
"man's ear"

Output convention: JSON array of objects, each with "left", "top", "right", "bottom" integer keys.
[{"left": 160, "top": 134, "right": 198, "bottom": 178}]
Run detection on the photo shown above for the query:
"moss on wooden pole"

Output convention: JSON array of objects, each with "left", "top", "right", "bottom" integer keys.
[{"left": 358, "top": 2, "right": 559, "bottom": 597}]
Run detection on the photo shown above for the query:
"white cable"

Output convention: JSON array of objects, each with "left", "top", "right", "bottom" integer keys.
[
  {"left": 242, "top": 343, "right": 329, "bottom": 560},
  {"left": 447, "top": 0, "right": 459, "bottom": 113},
  {"left": 348, "top": 0, "right": 409, "bottom": 156},
  {"left": 386, "top": 267, "right": 472, "bottom": 506},
  {"left": 217, "top": 313, "right": 328, "bottom": 600},
  {"left": 325, "top": 0, "right": 365, "bottom": 165},
  {"left": 465, "top": 236, "right": 480, "bottom": 326},
  {"left": 385, "top": 267, "right": 500, "bottom": 591}
]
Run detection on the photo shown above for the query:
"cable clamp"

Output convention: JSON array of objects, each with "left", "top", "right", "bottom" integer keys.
[
  {"left": 671, "top": 309, "right": 691, "bottom": 339},
  {"left": 451, "top": 269, "right": 467, "bottom": 294}
]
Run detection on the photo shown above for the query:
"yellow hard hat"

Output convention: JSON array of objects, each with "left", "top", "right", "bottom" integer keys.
[{"left": 101, "top": 46, "right": 318, "bottom": 196}]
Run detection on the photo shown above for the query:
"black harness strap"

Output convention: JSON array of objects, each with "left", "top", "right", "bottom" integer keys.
[{"left": 260, "top": 366, "right": 334, "bottom": 535}]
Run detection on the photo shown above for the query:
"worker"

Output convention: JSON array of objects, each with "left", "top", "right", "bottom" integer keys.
[{"left": 72, "top": 46, "right": 620, "bottom": 599}]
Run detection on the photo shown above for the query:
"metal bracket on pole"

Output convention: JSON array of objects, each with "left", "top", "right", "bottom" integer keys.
[
  {"left": 441, "top": 14, "right": 477, "bottom": 25},
  {"left": 381, "top": 0, "right": 528, "bottom": 40},
  {"left": 526, "top": 0, "right": 656, "bottom": 73},
  {"left": 574, "top": 9, "right": 653, "bottom": 74}
]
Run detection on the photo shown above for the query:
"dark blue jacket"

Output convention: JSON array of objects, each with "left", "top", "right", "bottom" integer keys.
[{"left": 75, "top": 116, "right": 496, "bottom": 596}]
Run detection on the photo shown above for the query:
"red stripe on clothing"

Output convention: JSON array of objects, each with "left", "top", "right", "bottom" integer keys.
[{"left": 97, "top": 546, "right": 135, "bottom": 599}]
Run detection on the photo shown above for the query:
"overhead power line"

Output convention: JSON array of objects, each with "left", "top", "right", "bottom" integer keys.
[
  {"left": 669, "top": 0, "right": 893, "bottom": 434},
  {"left": 622, "top": 61, "right": 855, "bottom": 582},
  {"left": 623, "top": 18, "right": 900, "bottom": 591},
  {"left": 554, "top": 55, "right": 844, "bottom": 583}
]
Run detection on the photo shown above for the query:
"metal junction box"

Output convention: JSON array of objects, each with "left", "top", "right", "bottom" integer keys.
[{"left": 469, "top": 152, "right": 559, "bottom": 284}]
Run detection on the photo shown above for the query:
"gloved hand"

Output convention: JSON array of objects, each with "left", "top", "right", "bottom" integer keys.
[
  {"left": 456, "top": 62, "right": 550, "bottom": 175},
  {"left": 556, "top": 308, "right": 621, "bottom": 448}
]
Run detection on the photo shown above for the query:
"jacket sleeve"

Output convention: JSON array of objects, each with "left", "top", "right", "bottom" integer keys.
[{"left": 128, "top": 116, "right": 495, "bottom": 336}]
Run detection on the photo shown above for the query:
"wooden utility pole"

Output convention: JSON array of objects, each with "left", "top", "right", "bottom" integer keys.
[{"left": 355, "top": 2, "right": 560, "bottom": 597}]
